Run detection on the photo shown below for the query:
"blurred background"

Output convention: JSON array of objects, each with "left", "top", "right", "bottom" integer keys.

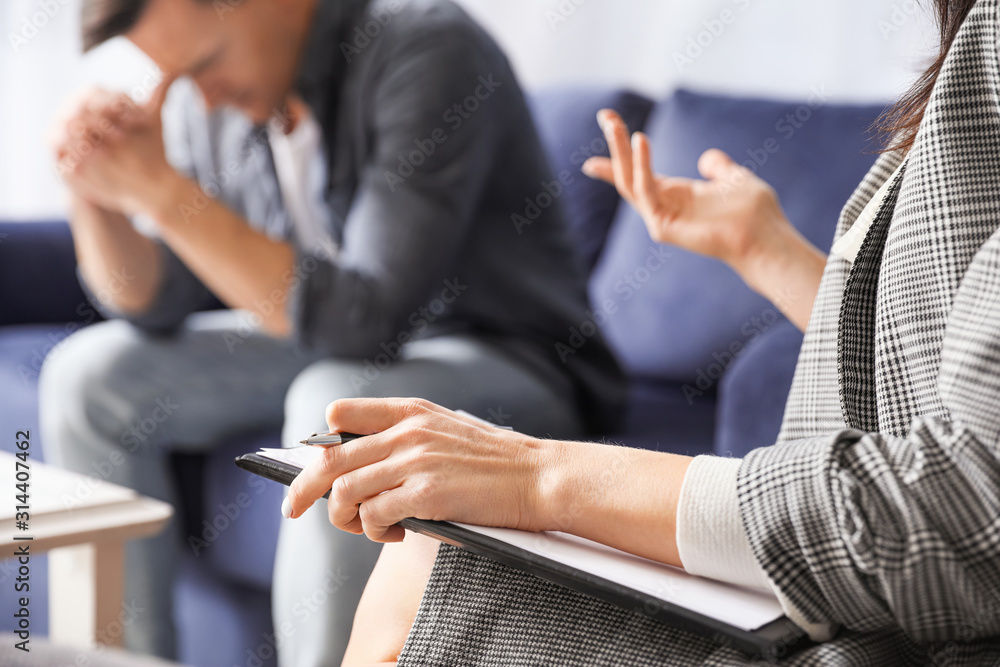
[{"left": 2, "top": 0, "right": 937, "bottom": 221}]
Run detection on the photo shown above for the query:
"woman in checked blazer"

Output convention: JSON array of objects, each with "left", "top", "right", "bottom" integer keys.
[{"left": 282, "top": 0, "right": 1000, "bottom": 663}]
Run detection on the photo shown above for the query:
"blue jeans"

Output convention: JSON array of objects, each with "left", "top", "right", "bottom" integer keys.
[{"left": 39, "top": 310, "right": 582, "bottom": 665}]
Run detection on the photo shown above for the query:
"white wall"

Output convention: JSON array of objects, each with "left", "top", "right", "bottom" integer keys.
[
  {"left": 454, "top": 0, "right": 937, "bottom": 102},
  {"left": 1, "top": 0, "right": 159, "bottom": 221},
  {"left": 0, "top": 0, "right": 937, "bottom": 220}
]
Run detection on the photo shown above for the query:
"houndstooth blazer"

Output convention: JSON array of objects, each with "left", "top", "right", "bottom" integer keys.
[{"left": 397, "top": 0, "right": 1000, "bottom": 664}]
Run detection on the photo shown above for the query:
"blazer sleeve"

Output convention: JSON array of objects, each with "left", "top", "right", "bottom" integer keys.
[{"left": 736, "top": 229, "right": 1000, "bottom": 644}]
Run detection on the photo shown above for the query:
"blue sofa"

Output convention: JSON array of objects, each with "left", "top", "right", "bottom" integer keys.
[{"left": 0, "top": 87, "right": 884, "bottom": 666}]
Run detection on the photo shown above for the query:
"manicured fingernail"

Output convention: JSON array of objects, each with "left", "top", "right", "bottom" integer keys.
[
  {"left": 581, "top": 159, "right": 596, "bottom": 176},
  {"left": 281, "top": 497, "right": 293, "bottom": 519},
  {"left": 632, "top": 132, "right": 643, "bottom": 149}
]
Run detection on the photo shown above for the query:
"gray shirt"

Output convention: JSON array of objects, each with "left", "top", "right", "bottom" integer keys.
[{"left": 93, "top": 0, "right": 625, "bottom": 432}]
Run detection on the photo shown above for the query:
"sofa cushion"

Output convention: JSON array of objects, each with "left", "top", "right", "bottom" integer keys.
[
  {"left": 529, "top": 89, "right": 654, "bottom": 274},
  {"left": 589, "top": 88, "right": 885, "bottom": 383}
]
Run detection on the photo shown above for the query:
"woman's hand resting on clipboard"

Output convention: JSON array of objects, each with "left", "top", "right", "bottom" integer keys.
[
  {"left": 284, "top": 396, "right": 693, "bottom": 569},
  {"left": 285, "top": 398, "right": 551, "bottom": 541}
]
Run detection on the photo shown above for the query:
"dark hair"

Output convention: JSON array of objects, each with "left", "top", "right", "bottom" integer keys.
[
  {"left": 875, "top": 0, "right": 979, "bottom": 153},
  {"left": 81, "top": 0, "right": 150, "bottom": 51},
  {"left": 81, "top": 0, "right": 212, "bottom": 52}
]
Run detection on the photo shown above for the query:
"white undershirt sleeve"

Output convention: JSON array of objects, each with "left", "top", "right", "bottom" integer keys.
[
  {"left": 676, "top": 456, "right": 771, "bottom": 590},
  {"left": 675, "top": 455, "right": 838, "bottom": 642}
]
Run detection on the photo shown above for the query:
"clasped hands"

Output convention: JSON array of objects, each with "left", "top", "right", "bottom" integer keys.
[{"left": 49, "top": 76, "right": 178, "bottom": 217}]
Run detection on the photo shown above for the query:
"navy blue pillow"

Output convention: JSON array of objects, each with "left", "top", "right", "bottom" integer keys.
[
  {"left": 529, "top": 88, "right": 653, "bottom": 274},
  {"left": 589, "top": 88, "right": 886, "bottom": 382}
]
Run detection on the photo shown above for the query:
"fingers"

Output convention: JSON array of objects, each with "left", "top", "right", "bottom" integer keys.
[
  {"left": 598, "top": 109, "right": 635, "bottom": 203},
  {"left": 697, "top": 148, "right": 739, "bottom": 181},
  {"left": 327, "top": 459, "right": 406, "bottom": 531},
  {"left": 286, "top": 434, "right": 392, "bottom": 518},
  {"left": 581, "top": 157, "right": 614, "bottom": 183},
  {"left": 293, "top": 398, "right": 501, "bottom": 543},
  {"left": 49, "top": 90, "right": 133, "bottom": 159},
  {"left": 631, "top": 132, "right": 659, "bottom": 218},
  {"left": 144, "top": 73, "right": 176, "bottom": 115},
  {"left": 65, "top": 112, "right": 112, "bottom": 161},
  {"left": 75, "top": 90, "right": 133, "bottom": 131},
  {"left": 325, "top": 397, "right": 444, "bottom": 436},
  {"left": 357, "top": 490, "right": 417, "bottom": 543},
  {"left": 85, "top": 91, "right": 133, "bottom": 121},
  {"left": 54, "top": 87, "right": 107, "bottom": 126}
]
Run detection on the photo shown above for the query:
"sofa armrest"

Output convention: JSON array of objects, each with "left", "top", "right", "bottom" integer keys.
[{"left": 714, "top": 318, "right": 804, "bottom": 459}]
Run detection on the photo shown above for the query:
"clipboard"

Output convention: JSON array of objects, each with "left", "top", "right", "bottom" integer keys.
[{"left": 235, "top": 451, "right": 809, "bottom": 658}]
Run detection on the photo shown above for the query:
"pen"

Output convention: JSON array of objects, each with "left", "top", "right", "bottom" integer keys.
[{"left": 298, "top": 432, "right": 366, "bottom": 447}]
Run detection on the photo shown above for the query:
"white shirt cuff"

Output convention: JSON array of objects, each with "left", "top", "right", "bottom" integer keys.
[
  {"left": 675, "top": 455, "right": 838, "bottom": 642},
  {"left": 676, "top": 455, "right": 771, "bottom": 590}
]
